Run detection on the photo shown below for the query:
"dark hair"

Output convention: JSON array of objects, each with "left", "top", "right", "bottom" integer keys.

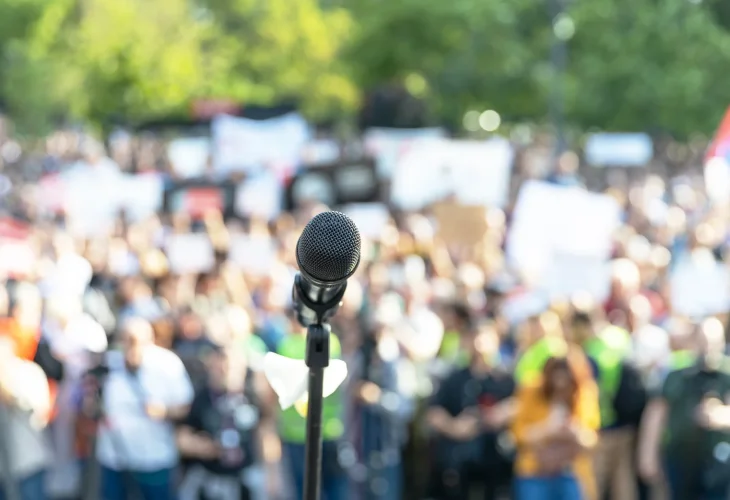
[
  {"left": 542, "top": 356, "right": 579, "bottom": 405},
  {"left": 571, "top": 311, "right": 593, "bottom": 327}
]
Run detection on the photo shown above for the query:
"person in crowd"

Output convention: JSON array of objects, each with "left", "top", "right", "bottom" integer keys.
[
  {"left": 639, "top": 317, "right": 730, "bottom": 500},
  {"left": 511, "top": 351, "right": 600, "bottom": 500},
  {"left": 427, "top": 320, "right": 515, "bottom": 500},
  {"left": 436, "top": 302, "right": 471, "bottom": 369},
  {"left": 345, "top": 313, "right": 416, "bottom": 500},
  {"left": 178, "top": 345, "right": 264, "bottom": 500},
  {"left": 568, "top": 309, "right": 646, "bottom": 500},
  {"left": 174, "top": 306, "right": 219, "bottom": 389},
  {"left": 0, "top": 335, "right": 52, "bottom": 500},
  {"left": 95, "top": 317, "right": 193, "bottom": 500},
  {"left": 276, "top": 320, "right": 347, "bottom": 500}
]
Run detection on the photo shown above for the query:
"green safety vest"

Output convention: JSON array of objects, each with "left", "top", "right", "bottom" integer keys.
[
  {"left": 515, "top": 337, "right": 569, "bottom": 385},
  {"left": 276, "top": 333, "right": 344, "bottom": 443},
  {"left": 438, "top": 331, "right": 470, "bottom": 368},
  {"left": 670, "top": 350, "right": 696, "bottom": 371},
  {"left": 584, "top": 326, "right": 630, "bottom": 428}
]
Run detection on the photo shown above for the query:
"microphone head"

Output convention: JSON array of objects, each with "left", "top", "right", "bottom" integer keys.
[{"left": 296, "top": 211, "right": 361, "bottom": 286}]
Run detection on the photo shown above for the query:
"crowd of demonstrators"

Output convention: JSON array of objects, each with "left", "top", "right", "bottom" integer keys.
[{"left": 0, "top": 117, "right": 729, "bottom": 500}]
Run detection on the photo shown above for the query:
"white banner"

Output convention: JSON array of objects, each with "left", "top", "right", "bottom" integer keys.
[
  {"left": 364, "top": 127, "right": 446, "bottom": 179},
  {"left": 212, "top": 113, "right": 310, "bottom": 176},
  {"left": 585, "top": 133, "right": 653, "bottom": 167},
  {"left": 390, "top": 138, "right": 514, "bottom": 210}
]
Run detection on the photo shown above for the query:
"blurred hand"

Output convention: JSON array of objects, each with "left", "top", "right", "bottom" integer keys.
[
  {"left": 696, "top": 398, "right": 730, "bottom": 430},
  {"left": 145, "top": 401, "right": 167, "bottom": 420},
  {"left": 196, "top": 437, "right": 221, "bottom": 460},
  {"left": 638, "top": 453, "right": 661, "bottom": 483},
  {"left": 448, "top": 412, "right": 481, "bottom": 441},
  {"left": 357, "top": 382, "right": 382, "bottom": 405}
]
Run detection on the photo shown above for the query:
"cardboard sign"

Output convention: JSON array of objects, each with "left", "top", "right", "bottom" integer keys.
[
  {"left": 165, "top": 233, "right": 215, "bottom": 274},
  {"left": 432, "top": 203, "right": 489, "bottom": 246}
]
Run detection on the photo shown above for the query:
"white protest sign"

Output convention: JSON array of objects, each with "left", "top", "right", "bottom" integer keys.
[
  {"left": 165, "top": 233, "right": 215, "bottom": 274},
  {"left": 585, "top": 133, "right": 653, "bottom": 167},
  {"left": 705, "top": 157, "right": 730, "bottom": 204},
  {"left": 671, "top": 250, "right": 730, "bottom": 317},
  {"left": 0, "top": 241, "right": 36, "bottom": 278},
  {"left": 62, "top": 163, "right": 125, "bottom": 237},
  {"left": 364, "top": 127, "right": 446, "bottom": 179},
  {"left": 228, "top": 235, "right": 277, "bottom": 276},
  {"left": 540, "top": 253, "right": 612, "bottom": 302},
  {"left": 167, "top": 137, "right": 210, "bottom": 178},
  {"left": 301, "top": 139, "right": 341, "bottom": 165},
  {"left": 121, "top": 174, "right": 164, "bottom": 222},
  {"left": 342, "top": 203, "right": 391, "bottom": 240},
  {"left": 507, "top": 181, "right": 621, "bottom": 278},
  {"left": 391, "top": 138, "right": 514, "bottom": 211},
  {"left": 235, "top": 172, "right": 282, "bottom": 221},
  {"left": 212, "top": 113, "right": 311, "bottom": 176}
]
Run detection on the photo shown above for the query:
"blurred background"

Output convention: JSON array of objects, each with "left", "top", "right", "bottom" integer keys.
[{"left": 1, "top": 1, "right": 730, "bottom": 500}]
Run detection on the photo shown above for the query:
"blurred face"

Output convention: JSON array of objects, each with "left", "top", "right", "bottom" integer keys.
[
  {"left": 122, "top": 322, "right": 153, "bottom": 368},
  {"left": 568, "top": 319, "right": 592, "bottom": 345},
  {"left": 547, "top": 365, "right": 576, "bottom": 402}
]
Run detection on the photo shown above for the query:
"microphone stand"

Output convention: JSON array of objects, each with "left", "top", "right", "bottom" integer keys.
[
  {"left": 303, "top": 322, "right": 330, "bottom": 500},
  {"left": 292, "top": 275, "right": 348, "bottom": 500}
]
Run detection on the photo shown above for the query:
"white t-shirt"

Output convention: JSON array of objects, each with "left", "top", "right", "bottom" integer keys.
[{"left": 96, "top": 347, "right": 193, "bottom": 471}]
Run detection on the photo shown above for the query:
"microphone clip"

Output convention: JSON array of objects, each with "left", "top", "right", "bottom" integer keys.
[{"left": 292, "top": 274, "right": 347, "bottom": 328}]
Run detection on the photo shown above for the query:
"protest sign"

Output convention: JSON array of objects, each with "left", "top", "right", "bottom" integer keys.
[
  {"left": 390, "top": 138, "right": 514, "bottom": 210},
  {"left": 63, "top": 165, "right": 124, "bottom": 237},
  {"left": 164, "top": 180, "right": 237, "bottom": 219},
  {"left": 363, "top": 127, "right": 446, "bottom": 179},
  {"left": 670, "top": 250, "right": 730, "bottom": 317},
  {"left": 432, "top": 203, "right": 489, "bottom": 246},
  {"left": 228, "top": 235, "right": 277, "bottom": 276},
  {"left": 584, "top": 133, "right": 653, "bottom": 167},
  {"left": 212, "top": 113, "right": 310, "bottom": 176},
  {"left": 301, "top": 139, "right": 341, "bottom": 166},
  {"left": 285, "top": 158, "right": 379, "bottom": 210},
  {"left": 342, "top": 203, "right": 391, "bottom": 240},
  {"left": 235, "top": 172, "right": 283, "bottom": 221},
  {"left": 167, "top": 137, "right": 210, "bottom": 178},
  {"left": 0, "top": 218, "right": 36, "bottom": 278},
  {"left": 540, "top": 253, "right": 612, "bottom": 302},
  {"left": 507, "top": 180, "right": 621, "bottom": 279},
  {"left": 121, "top": 174, "right": 164, "bottom": 222},
  {"left": 165, "top": 233, "right": 215, "bottom": 274}
]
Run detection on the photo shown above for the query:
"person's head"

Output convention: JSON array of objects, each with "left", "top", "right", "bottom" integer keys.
[
  {"left": 629, "top": 294, "right": 653, "bottom": 330},
  {"left": 568, "top": 311, "right": 595, "bottom": 345},
  {"left": 542, "top": 355, "right": 579, "bottom": 405},
  {"left": 697, "top": 317, "right": 726, "bottom": 369},
  {"left": 177, "top": 307, "right": 204, "bottom": 340},
  {"left": 120, "top": 317, "right": 154, "bottom": 369},
  {"left": 205, "top": 346, "right": 247, "bottom": 392},
  {"left": 466, "top": 321, "right": 500, "bottom": 367}
]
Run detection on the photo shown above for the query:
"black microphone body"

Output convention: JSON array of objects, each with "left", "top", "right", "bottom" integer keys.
[{"left": 292, "top": 211, "right": 362, "bottom": 327}]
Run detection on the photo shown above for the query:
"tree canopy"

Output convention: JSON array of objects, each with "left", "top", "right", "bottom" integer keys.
[{"left": 1, "top": 0, "right": 729, "bottom": 137}]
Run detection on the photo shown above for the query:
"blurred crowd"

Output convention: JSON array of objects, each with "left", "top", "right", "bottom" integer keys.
[{"left": 0, "top": 117, "right": 728, "bottom": 500}]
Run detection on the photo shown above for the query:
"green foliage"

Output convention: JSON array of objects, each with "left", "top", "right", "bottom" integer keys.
[{"left": 1, "top": 0, "right": 730, "bottom": 137}]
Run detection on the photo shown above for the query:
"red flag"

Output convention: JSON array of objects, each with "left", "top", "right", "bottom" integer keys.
[{"left": 706, "top": 106, "right": 730, "bottom": 161}]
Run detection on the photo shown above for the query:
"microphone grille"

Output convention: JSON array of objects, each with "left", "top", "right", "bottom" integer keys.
[{"left": 296, "top": 211, "right": 361, "bottom": 284}]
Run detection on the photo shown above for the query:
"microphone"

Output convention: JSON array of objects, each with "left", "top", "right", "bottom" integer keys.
[{"left": 292, "top": 211, "right": 362, "bottom": 327}]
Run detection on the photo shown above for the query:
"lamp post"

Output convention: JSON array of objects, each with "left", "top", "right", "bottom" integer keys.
[{"left": 548, "top": 0, "right": 573, "bottom": 158}]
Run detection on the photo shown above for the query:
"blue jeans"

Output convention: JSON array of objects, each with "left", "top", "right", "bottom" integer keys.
[
  {"left": 0, "top": 471, "right": 46, "bottom": 500},
  {"left": 514, "top": 474, "right": 583, "bottom": 500},
  {"left": 283, "top": 441, "right": 348, "bottom": 500},
  {"left": 101, "top": 466, "right": 176, "bottom": 500}
]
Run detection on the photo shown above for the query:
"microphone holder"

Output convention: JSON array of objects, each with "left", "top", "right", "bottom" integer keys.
[{"left": 293, "top": 276, "right": 347, "bottom": 500}]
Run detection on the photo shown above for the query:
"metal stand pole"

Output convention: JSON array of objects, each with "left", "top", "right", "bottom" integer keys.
[{"left": 303, "top": 323, "right": 330, "bottom": 500}]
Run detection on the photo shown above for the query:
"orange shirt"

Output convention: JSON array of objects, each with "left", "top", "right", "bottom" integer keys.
[
  {"left": 511, "top": 381, "right": 600, "bottom": 500},
  {"left": 0, "top": 318, "right": 57, "bottom": 420}
]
